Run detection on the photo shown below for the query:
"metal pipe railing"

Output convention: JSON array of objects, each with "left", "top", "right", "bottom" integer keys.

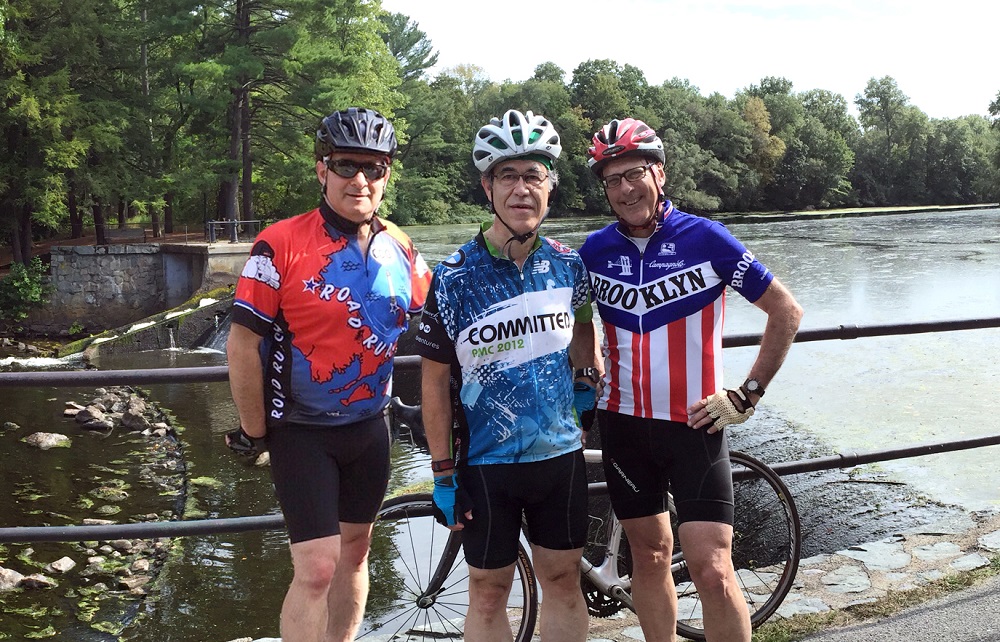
[
  {"left": 1, "top": 316, "right": 998, "bottom": 542},
  {"left": 2, "top": 318, "right": 998, "bottom": 388},
  {"left": 3, "top": 431, "right": 1000, "bottom": 543}
]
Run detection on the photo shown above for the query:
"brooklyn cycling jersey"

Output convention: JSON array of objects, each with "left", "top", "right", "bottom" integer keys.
[
  {"left": 232, "top": 203, "right": 431, "bottom": 427},
  {"left": 414, "top": 229, "right": 592, "bottom": 465},
  {"left": 578, "top": 201, "right": 772, "bottom": 422}
]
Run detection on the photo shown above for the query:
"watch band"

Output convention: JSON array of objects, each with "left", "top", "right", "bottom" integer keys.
[
  {"left": 742, "top": 377, "right": 765, "bottom": 397},
  {"left": 574, "top": 367, "right": 600, "bottom": 384},
  {"left": 431, "top": 459, "right": 455, "bottom": 473}
]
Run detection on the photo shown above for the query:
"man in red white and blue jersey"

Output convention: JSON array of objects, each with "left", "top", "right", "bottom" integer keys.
[{"left": 580, "top": 118, "right": 803, "bottom": 642}]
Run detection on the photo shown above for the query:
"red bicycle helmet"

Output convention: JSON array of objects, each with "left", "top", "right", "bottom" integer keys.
[{"left": 587, "top": 118, "right": 665, "bottom": 174}]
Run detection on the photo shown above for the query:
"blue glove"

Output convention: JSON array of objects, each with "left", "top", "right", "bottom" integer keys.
[
  {"left": 573, "top": 382, "right": 596, "bottom": 427},
  {"left": 433, "top": 473, "right": 472, "bottom": 527}
]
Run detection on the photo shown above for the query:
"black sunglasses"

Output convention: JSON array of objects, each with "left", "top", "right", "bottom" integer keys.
[{"left": 325, "top": 158, "right": 389, "bottom": 181}]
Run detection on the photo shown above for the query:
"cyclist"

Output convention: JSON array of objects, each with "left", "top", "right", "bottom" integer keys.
[
  {"left": 579, "top": 118, "right": 803, "bottom": 642},
  {"left": 415, "top": 108, "right": 601, "bottom": 642},
  {"left": 226, "top": 107, "right": 431, "bottom": 642}
]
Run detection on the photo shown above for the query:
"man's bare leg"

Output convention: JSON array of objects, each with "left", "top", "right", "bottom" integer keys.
[
  {"left": 677, "top": 521, "right": 751, "bottom": 642},
  {"left": 532, "top": 545, "right": 588, "bottom": 642}
]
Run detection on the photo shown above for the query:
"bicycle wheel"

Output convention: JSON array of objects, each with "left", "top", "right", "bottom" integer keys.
[
  {"left": 673, "top": 451, "right": 801, "bottom": 641},
  {"left": 356, "top": 492, "right": 538, "bottom": 641}
]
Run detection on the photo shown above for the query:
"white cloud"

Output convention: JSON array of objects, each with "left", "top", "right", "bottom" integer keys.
[{"left": 381, "top": 0, "right": 999, "bottom": 119}]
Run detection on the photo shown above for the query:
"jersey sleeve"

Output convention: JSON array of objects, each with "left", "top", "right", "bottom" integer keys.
[
  {"left": 571, "top": 255, "right": 594, "bottom": 323},
  {"left": 231, "top": 231, "right": 285, "bottom": 336},
  {"left": 409, "top": 248, "right": 431, "bottom": 313},
  {"left": 412, "top": 272, "right": 456, "bottom": 364},
  {"left": 708, "top": 222, "right": 773, "bottom": 303}
]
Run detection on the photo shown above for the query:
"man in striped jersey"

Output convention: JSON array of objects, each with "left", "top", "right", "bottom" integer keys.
[{"left": 580, "top": 118, "right": 802, "bottom": 642}]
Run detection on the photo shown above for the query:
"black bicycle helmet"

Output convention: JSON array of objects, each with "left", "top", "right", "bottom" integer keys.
[{"left": 315, "top": 107, "right": 398, "bottom": 160}]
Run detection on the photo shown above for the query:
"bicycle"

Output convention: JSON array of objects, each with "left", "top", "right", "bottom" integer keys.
[
  {"left": 579, "top": 449, "right": 801, "bottom": 641},
  {"left": 355, "top": 399, "right": 800, "bottom": 641}
]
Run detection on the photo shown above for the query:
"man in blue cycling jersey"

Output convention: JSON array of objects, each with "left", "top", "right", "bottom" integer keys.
[{"left": 415, "top": 109, "right": 601, "bottom": 642}]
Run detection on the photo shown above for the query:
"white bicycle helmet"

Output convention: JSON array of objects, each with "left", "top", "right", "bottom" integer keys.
[{"left": 473, "top": 109, "right": 562, "bottom": 173}]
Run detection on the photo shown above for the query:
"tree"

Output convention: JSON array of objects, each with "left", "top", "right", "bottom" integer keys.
[
  {"left": 570, "top": 59, "right": 631, "bottom": 124},
  {"left": 380, "top": 12, "right": 439, "bottom": 85}
]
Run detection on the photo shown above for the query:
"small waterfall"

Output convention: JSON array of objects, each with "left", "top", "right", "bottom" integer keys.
[
  {"left": 167, "top": 327, "right": 177, "bottom": 350},
  {"left": 200, "top": 313, "right": 232, "bottom": 352}
]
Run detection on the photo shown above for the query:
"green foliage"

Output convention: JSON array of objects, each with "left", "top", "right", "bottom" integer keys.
[
  {"left": 2, "top": 6, "right": 998, "bottom": 249},
  {"left": 0, "top": 257, "right": 51, "bottom": 331}
]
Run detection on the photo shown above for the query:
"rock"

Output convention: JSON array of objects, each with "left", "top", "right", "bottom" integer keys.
[
  {"left": 109, "top": 539, "right": 133, "bottom": 552},
  {"left": 75, "top": 405, "right": 107, "bottom": 424},
  {"left": 127, "top": 396, "right": 148, "bottom": 414},
  {"left": 254, "top": 451, "right": 271, "bottom": 467},
  {"left": 23, "top": 432, "right": 71, "bottom": 449},
  {"left": 951, "top": 553, "right": 990, "bottom": 572},
  {"left": 82, "top": 518, "right": 115, "bottom": 526},
  {"left": 19, "top": 573, "right": 58, "bottom": 589},
  {"left": 2, "top": 421, "right": 20, "bottom": 430},
  {"left": 63, "top": 408, "right": 82, "bottom": 417},
  {"left": 977, "top": 529, "right": 1000, "bottom": 552},
  {"left": 0, "top": 567, "right": 25, "bottom": 591},
  {"left": 131, "top": 558, "right": 150, "bottom": 573},
  {"left": 65, "top": 401, "right": 85, "bottom": 410},
  {"left": 46, "top": 557, "right": 77, "bottom": 573},
  {"left": 821, "top": 565, "right": 872, "bottom": 593},
  {"left": 122, "top": 409, "right": 151, "bottom": 431},
  {"left": 912, "top": 542, "right": 962, "bottom": 562},
  {"left": 836, "top": 540, "right": 911, "bottom": 571},
  {"left": 81, "top": 418, "right": 115, "bottom": 431},
  {"left": 118, "top": 575, "right": 151, "bottom": 590}
]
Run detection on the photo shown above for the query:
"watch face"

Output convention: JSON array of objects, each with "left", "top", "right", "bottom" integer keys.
[{"left": 745, "top": 379, "right": 762, "bottom": 393}]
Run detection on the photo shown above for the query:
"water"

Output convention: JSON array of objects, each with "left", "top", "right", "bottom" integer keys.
[{"left": 0, "top": 208, "right": 998, "bottom": 641}]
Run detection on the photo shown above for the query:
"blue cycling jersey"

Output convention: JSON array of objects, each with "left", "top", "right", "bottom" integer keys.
[{"left": 414, "top": 230, "right": 592, "bottom": 465}]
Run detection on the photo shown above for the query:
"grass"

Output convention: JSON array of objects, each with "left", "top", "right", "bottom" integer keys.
[{"left": 751, "top": 554, "right": 1000, "bottom": 641}]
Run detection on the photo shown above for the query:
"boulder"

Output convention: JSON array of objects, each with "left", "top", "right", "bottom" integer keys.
[
  {"left": 0, "top": 567, "right": 25, "bottom": 591},
  {"left": 23, "top": 433, "right": 71, "bottom": 449},
  {"left": 46, "top": 557, "right": 77, "bottom": 573}
]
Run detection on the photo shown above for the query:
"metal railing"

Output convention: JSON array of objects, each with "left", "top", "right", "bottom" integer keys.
[
  {"left": 205, "top": 219, "right": 263, "bottom": 243},
  {"left": 1, "top": 316, "right": 998, "bottom": 543}
]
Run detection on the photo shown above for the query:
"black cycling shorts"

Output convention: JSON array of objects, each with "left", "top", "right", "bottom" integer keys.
[
  {"left": 460, "top": 449, "right": 588, "bottom": 570},
  {"left": 267, "top": 413, "right": 391, "bottom": 543},
  {"left": 598, "top": 410, "right": 734, "bottom": 525}
]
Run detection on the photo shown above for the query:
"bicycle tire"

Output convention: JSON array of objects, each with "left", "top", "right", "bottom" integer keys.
[
  {"left": 673, "top": 450, "right": 801, "bottom": 640},
  {"left": 355, "top": 492, "right": 538, "bottom": 641}
]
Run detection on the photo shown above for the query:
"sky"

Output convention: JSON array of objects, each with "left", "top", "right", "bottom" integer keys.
[{"left": 379, "top": 0, "right": 998, "bottom": 121}]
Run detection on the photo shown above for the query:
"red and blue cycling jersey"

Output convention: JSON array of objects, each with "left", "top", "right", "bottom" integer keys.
[
  {"left": 232, "top": 203, "right": 431, "bottom": 427},
  {"left": 578, "top": 201, "right": 772, "bottom": 422}
]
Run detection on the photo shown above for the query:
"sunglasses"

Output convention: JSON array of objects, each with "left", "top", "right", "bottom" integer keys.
[{"left": 325, "top": 158, "right": 389, "bottom": 181}]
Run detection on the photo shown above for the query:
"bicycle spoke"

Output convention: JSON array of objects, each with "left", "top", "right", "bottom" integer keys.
[{"left": 357, "top": 494, "right": 537, "bottom": 641}]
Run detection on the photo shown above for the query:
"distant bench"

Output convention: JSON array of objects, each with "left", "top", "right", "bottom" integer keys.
[{"left": 101, "top": 227, "right": 150, "bottom": 244}]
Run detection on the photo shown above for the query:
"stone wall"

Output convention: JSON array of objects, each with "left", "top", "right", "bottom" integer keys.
[
  {"left": 24, "top": 241, "right": 252, "bottom": 336},
  {"left": 28, "top": 245, "right": 166, "bottom": 334}
]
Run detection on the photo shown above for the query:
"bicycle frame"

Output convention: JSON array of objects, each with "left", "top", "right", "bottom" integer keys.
[{"left": 579, "top": 512, "right": 635, "bottom": 610}]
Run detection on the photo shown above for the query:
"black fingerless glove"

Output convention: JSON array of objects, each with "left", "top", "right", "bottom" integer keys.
[{"left": 225, "top": 426, "right": 263, "bottom": 456}]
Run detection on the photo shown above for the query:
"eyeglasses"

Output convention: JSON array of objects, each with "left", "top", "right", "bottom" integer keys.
[
  {"left": 492, "top": 169, "right": 549, "bottom": 188},
  {"left": 325, "top": 158, "right": 389, "bottom": 181},
  {"left": 601, "top": 163, "right": 654, "bottom": 189}
]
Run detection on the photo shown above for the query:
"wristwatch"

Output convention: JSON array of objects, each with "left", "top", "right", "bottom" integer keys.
[
  {"left": 574, "top": 367, "right": 601, "bottom": 385},
  {"left": 742, "top": 377, "right": 766, "bottom": 397}
]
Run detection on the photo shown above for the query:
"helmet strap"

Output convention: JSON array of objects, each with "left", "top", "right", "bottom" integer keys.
[
  {"left": 319, "top": 179, "right": 376, "bottom": 234},
  {"left": 616, "top": 193, "right": 665, "bottom": 236}
]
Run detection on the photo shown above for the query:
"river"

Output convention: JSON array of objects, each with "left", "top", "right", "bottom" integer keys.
[{"left": 0, "top": 208, "right": 997, "bottom": 641}]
